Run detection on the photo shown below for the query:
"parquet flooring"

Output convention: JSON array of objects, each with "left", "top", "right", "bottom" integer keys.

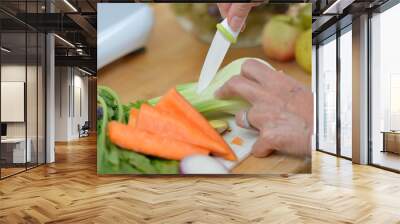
[{"left": 0, "top": 135, "right": 400, "bottom": 223}]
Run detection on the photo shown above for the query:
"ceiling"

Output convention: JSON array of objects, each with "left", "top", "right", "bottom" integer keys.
[
  {"left": 0, "top": 0, "right": 98, "bottom": 74},
  {"left": 311, "top": 0, "right": 393, "bottom": 44},
  {"left": 1, "top": 0, "right": 395, "bottom": 73}
]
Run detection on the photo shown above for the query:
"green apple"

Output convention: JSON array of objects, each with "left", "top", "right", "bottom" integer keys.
[
  {"left": 295, "top": 29, "right": 312, "bottom": 74},
  {"left": 262, "top": 15, "right": 301, "bottom": 62},
  {"left": 298, "top": 4, "right": 312, "bottom": 30}
]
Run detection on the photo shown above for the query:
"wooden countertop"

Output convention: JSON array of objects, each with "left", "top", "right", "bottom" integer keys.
[{"left": 98, "top": 4, "right": 311, "bottom": 174}]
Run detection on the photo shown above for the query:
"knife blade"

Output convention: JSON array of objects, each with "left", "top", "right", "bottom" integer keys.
[{"left": 196, "top": 18, "right": 241, "bottom": 94}]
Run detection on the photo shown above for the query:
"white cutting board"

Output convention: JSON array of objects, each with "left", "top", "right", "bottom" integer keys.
[{"left": 215, "top": 117, "right": 259, "bottom": 170}]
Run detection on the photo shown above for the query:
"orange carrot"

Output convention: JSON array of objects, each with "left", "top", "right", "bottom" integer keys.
[
  {"left": 156, "top": 88, "right": 237, "bottom": 161},
  {"left": 136, "top": 104, "right": 227, "bottom": 155},
  {"left": 128, "top": 108, "right": 139, "bottom": 128},
  {"left": 231, "top": 136, "right": 243, "bottom": 146},
  {"left": 108, "top": 121, "right": 209, "bottom": 160}
]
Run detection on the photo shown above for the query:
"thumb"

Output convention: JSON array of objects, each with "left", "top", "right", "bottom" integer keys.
[
  {"left": 217, "top": 3, "right": 231, "bottom": 18},
  {"left": 227, "top": 3, "right": 253, "bottom": 32}
]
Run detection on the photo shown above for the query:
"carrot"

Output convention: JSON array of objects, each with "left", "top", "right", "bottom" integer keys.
[
  {"left": 136, "top": 104, "right": 227, "bottom": 154},
  {"left": 156, "top": 88, "right": 237, "bottom": 161},
  {"left": 231, "top": 136, "right": 243, "bottom": 146},
  {"left": 108, "top": 121, "right": 209, "bottom": 160},
  {"left": 128, "top": 108, "right": 139, "bottom": 127}
]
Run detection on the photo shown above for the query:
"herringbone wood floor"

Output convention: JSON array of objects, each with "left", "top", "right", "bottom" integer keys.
[{"left": 0, "top": 136, "right": 399, "bottom": 224}]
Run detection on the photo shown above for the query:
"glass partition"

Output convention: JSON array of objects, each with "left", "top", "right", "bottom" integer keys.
[
  {"left": 317, "top": 36, "right": 337, "bottom": 154},
  {"left": 1, "top": 30, "right": 27, "bottom": 177},
  {"left": 370, "top": 3, "right": 400, "bottom": 172},
  {"left": 0, "top": 1, "right": 46, "bottom": 179},
  {"left": 339, "top": 27, "right": 352, "bottom": 158}
]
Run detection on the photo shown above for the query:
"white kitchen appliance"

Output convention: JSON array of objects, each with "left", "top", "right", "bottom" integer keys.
[{"left": 97, "top": 3, "right": 154, "bottom": 69}]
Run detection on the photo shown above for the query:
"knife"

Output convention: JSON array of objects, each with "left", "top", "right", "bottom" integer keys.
[{"left": 196, "top": 18, "right": 241, "bottom": 94}]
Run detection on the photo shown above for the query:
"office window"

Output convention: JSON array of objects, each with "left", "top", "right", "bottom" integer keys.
[
  {"left": 339, "top": 28, "right": 352, "bottom": 158},
  {"left": 312, "top": 45, "right": 317, "bottom": 150},
  {"left": 371, "top": 3, "right": 400, "bottom": 171},
  {"left": 317, "top": 36, "right": 337, "bottom": 154},
  {"left": 390, "top": 74, "right": 400, "bottom": 130}
]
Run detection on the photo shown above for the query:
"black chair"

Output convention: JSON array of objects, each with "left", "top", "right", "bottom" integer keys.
[{"left": 78, "top": 121, "right": 90, "bottom": 138}]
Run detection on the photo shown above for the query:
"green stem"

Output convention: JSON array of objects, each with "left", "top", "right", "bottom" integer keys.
[
  {"left": 98, "top": 85, "right": 124, "bottom": 123},
  {"left": 97, "top": 95, "right": 108, "bottom": 174}
]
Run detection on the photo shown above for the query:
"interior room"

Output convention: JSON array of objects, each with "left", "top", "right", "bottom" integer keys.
[
  {"left": 313, "top": 0, "right": 400, "bottom": 172},
  {"left": 0, "top": 0, "right": 399, "bottom": 223},
  {"left": 0, "top": 0, "right": 97, "bottom": 179}
]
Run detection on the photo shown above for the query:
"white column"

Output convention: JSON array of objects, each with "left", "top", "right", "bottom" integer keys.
[
  {"left": 352, "top": 14, "right": 369, "bottom": 164},
  {"left": 46, "top": 32, "right": 55, "bottom": 163}
]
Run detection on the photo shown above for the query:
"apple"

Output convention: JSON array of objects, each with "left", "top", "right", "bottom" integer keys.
[
  {"left": 295, "top": 29, "right": 312, "bottom": 74},
  {"left": 261, "top": 15, "right": 301, "bottom": 62},
  {"left": 298, "top": 4, "right": 312, "bottom": 30}
]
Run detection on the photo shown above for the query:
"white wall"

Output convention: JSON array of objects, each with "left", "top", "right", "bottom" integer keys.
[
  {"left": 1, "top": 65, "right": 26, "bottom": 137},
  {"left": 1, "top": 65, "right": 36, "bottom": 138},
  {"left": 71, "top": 73, "right": 89, "bottom": 138},
  {"left": 54, "top": 67, "right": 89, "bottom": 141},
  {"left": 55, "top": 67, "right": 69, "bottom": 141}
]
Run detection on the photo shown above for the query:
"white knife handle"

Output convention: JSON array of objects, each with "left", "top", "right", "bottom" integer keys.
[{"left": 217, "top": 18, "right": 241, "bottom": 44}]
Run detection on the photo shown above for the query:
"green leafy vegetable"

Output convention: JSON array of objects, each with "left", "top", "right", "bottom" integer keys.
[
  {"left": 97, "top": 86, "right": 179, "bottom": 174},
  {"left": 151, "top": 159, "right": 180, "bottom": 174}
]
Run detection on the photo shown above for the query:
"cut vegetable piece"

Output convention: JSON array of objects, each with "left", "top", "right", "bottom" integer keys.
[
  {"left": 209, "top": 120, "right": 229, "bottom": 134},
  {"left": 231, "top": 136, "right": 244, "bottom": 146},
  {"left": 128, "top": 108, "right": 139, "bottom": 127},
  {"left": 108, "top": 121, "right": 209, "bottom": 160},
  {"left": 156, "top": 88, "right": 237, "bottom": 161},
  {"left": 180, "top": 155, "right": 228, "bottom": 174},
  {"left": 136, "top": 104, "right": 226, "bottom": 155}
]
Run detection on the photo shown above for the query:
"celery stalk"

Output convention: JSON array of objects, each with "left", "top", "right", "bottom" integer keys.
[{"left": 149, "top": 57, "right": 274, "bottom": 116}]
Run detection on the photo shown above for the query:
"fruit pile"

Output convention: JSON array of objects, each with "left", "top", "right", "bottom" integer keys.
[{"left": 261, "top": 4, "right": 312, "bottom": 74}]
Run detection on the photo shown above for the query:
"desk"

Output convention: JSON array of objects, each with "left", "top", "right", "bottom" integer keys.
[
  {"left": 98, "top": 4, "right": 311, "bottom": 174},
  {"left": 1, "top": 138, "right": 31, "bottom": 164},
  {"left": 382, "top": 131, "right": 400, "bottom": 154}
]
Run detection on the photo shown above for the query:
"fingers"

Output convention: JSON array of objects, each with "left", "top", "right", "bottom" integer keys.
[
  {"left": 240, "top": 59, "right": 275, "bottom": 86},
  {"left": 227, "top": 3, "right": 254, "bottom": 32},
  {"left": 251, "top": 134, "right": 275, "bottom": 158},
  {"left": 217, "top": 3, "right": 231, "bottom": 18},
  {"left": 241, "top": 59, "right": 289, "bottom": 89},
  {"left": 235, "top": 108, "right": 259, "bottom": 130},
  {"left": 241, "top": 59, "right": 303, "bottom": 102},
  {"left": 214, "top": 75, "right": 262, "bottom": 104}
]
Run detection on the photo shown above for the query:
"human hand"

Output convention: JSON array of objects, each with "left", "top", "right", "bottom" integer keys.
[
  {"left": 215, "top": 59, "right": 313, "bottom": 157},
  {"left": 217, "top": 3, "right": 260, "bottom": 32}
]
